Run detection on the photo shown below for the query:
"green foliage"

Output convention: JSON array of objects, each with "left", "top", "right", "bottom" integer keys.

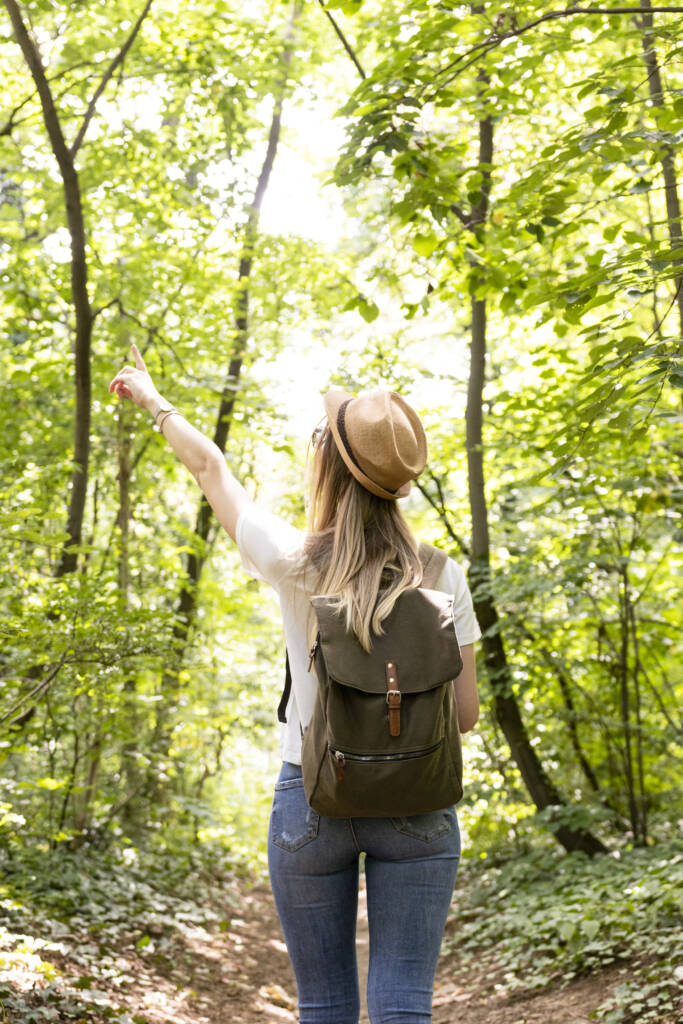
[
  {"left": 445, "top": 840, "right": 683, "bottom": 1017},
  {"left": 332, "top": 1, "right": 683, "bottom": 471},
  {"left": 318, "top": 0, "right": 683, "bottom": 856},
  {"left": 0, "top": 841, "right": 245, "bottom": 1023},
  {"left": 0, "top": 0, "right": 355, "bottom": 857},
  {"left": 0, "top": 0, "right": 682, "bottom": 962}
]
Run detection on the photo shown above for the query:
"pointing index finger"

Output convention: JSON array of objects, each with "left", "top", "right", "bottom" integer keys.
[{"left": 131, "top": 343, "right": 147, "bottom": 373}]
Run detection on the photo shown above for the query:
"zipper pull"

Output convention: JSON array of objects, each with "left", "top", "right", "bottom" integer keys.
[
  {"left": 307, "top": 636, "right": 320, "bottom": 672},
  {"left": 331, "top": 748, "right": 346, "bottom": 781}
]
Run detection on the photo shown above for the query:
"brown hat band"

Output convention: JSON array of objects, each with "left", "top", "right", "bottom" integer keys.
[
  {"left": 336, "top": 400, "right": 398, "bottom": 496},
  {"left": 323, "top": 388, "right": 427, "bottom": 501}
]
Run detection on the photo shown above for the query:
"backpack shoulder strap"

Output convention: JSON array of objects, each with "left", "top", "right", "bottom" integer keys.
[
  {"left": 278, "top": 651, "right": 292, "bottom": 724},
  {"left": 418, "top": 541, "right": 449, "bottom": 590},
  {"left": 279, "top": 544, "right": 449, "bottom": 723}
]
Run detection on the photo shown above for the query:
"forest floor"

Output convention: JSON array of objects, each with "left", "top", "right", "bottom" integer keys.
[{"left": 3, "top": 868, "right": 676, "bottom": 1024}]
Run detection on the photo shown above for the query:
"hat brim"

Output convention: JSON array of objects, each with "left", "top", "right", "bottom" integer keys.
[{"left": 323, "top": 390, "right": 411, "bottom": 501}]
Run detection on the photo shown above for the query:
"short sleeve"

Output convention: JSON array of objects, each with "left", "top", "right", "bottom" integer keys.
[
  {"left": 235, "top": 503, "right": 305, "bottom": 590},
  {"left": 436, "top": 557, "right": 482, "bottom": 646}
]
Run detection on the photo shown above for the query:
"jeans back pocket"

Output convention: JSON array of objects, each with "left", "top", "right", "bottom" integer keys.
[
  {"left": 271, "top": 777, "right": 320, "bottom": 852},
  {"left": 391, "top": 807, "right": 456, "bottom": 843}
]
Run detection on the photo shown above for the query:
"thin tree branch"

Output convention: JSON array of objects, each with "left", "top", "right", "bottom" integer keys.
[
  {"left": 3, "top": 0, "right": 73, "bottom": 173},
  {"left": 92, "top": 296, "right": 120, "bottom": 320},
  {"left": 95, "top": 296, "right": 192, "bottom": 379},
  {"left": 69, "top": 0, "right": 153, "bottom": 157},
  {"left": 450, "top": 202, "right": 472, "bottom": 228},
  {"left": 0, "top": 90, "right": 36, "bottom": 135},
  {"left": 317, "top": 0, "right": 365, "bottom": 79},
  {"left": 0, "top": 60, "right": 98, "bottom": 136},
  {"left": 100, "top": 781, "right": 148, "bottom": 829},
  {"left": 422, "top": 7, "right": 683, "bottom": 101},
  {"left": 0, "top": 653, "right": 69, "bottom": 726},
  {"left": 415, "top": 475, "right": 471, "bottom": 557}
]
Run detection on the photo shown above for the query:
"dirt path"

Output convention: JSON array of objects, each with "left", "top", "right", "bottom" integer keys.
[
  {"left": 5, "top": 874, "right": 678, "bottom": 1023},
  {"left": 203, "top": 880, "right": 625, "bottom": 1024},
  {"left": 142, "top": 878, "right": 371, "bottom": 1024},
  {"left": 142, "top": 879, "right": 667, "bottom": 1024},
  {"left": 99, "top": 879, "right": 627, "bottom": 1024}
]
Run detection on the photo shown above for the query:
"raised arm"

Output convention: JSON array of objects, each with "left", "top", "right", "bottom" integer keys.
[{"left": 109, "top": 345, "right": 252, "bottom": 542}]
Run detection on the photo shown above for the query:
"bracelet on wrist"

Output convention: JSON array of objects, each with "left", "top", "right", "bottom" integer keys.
[
  {"left": 150, "top": 400, "right": 172, "bottom": 422},
  {"left": 157, "top": 408, "right": 179, "bottom": 434}
]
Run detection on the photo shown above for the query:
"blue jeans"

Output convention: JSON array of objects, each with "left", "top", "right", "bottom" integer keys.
[{"left": 267, "top": 761, "right": 461, "bottom": 1024}]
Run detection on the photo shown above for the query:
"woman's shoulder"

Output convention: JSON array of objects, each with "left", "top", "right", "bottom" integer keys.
[
  {"left": 418, "top": 541, "right": 468, "bottom": 597},
  {"left": 437, "top": 554, "right": 468, "bottom": 588},
  {"left": 424, "top": 546, "right": 482, "bottom": 645},
  {"left": 235, "top": 503, "right": 308, "bottom": 588},
  {"left": 237, "top": 503, "right": 304, "bottom": 551}
]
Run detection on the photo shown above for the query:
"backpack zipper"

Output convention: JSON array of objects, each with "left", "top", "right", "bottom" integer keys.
[
  {"left": 331, "top": 748, "right": 346, "bottom": 781},
  {"left": 329, "top": 740, "right": 442, "bottom": 781}
]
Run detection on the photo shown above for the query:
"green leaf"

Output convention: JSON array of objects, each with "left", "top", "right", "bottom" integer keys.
[
  {"left": 35, "top": 777, "right": 66, "bottom": 791},
  {"left": 324, "top": 0, "right": 362, "bottom": 12},
  {"left": 524, "top": 223, "right": 544, "bottom": 242},
  {"left": 412, "top": 232, "right": 440, "bottom": 258},
  {"left": 358, "top": 298, "right": 379, "bottom": 323}
]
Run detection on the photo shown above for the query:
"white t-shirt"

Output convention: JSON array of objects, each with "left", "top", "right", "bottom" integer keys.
[{"left": 236, "top": 503, "right": 482, "bottom": 765}]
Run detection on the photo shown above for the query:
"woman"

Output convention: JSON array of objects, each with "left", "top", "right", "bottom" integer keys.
[{"left": 109, "top": 344, "right": 481, "bottom": 1024}]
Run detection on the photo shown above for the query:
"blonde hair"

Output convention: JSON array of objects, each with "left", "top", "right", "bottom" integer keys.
[{"left": 304, "top": 425, "right": 422, "bottom": 652}]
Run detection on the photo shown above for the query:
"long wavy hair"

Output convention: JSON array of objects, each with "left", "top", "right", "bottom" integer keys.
[{"left": 304, "top": 424, "right": 422, "bottom": 651}]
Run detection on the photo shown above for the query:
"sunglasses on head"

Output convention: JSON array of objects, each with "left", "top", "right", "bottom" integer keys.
[{"left": 311, "top": 423, "right": 327, "bottom": 449}]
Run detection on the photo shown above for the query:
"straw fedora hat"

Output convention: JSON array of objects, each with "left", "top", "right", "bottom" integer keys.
[{"left": 323, "top": 389, "right": 427, "bottom": 501}]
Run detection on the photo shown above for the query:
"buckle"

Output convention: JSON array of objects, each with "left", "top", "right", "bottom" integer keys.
[{"left": 386, "top": 690, "right": 401, "bottom": 705}]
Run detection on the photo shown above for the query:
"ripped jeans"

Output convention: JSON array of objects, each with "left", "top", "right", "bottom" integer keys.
[{"left": 267, "top": 761, "right": 461, "bottom": 1024}]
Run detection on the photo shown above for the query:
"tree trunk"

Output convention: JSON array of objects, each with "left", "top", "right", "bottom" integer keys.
[
  {"left": 3, "top": 0, "right": 93, "bottom": 576},
  {"left": 4, "top": 0, "right": 152, "bottom": 575},
  {"left": 538, "top": 640, "right": 630, "bottom": 833},
  {"left": 71, "top": 731, "right": 104, "bottom": 844},
  {"left": 465, "top": 86, "right": 606, "bottom": 855},
  {"left": 519, "top": 624, "right": 603, "bottom": 797},
  {"left": 616, "top": 567, "right": 639, "bottom": 839},
  {"left": 620, "top": 566, "right": 649, "bottom": 845},
  {"left": 149, "top": 4, "right": 301, "bottom": 768},
  {"left": 117, "top": 404, "right": 145, "bottom": 832},
  {"left": 637, "top": 0, "right": 683, "bottom": 340}
]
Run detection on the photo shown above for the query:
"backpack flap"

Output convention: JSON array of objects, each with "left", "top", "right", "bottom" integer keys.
[{"left": 310, "top": 587, "right": 462, "bottom": 694}]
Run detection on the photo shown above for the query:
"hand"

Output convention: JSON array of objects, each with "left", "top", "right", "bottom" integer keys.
[{"left": 109, "top": 344, "right": 162, "bottom": 413}]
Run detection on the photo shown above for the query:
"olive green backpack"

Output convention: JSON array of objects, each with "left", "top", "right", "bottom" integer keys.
[{"left": 300, "top": 543, "right": 464, "bottom": 818}]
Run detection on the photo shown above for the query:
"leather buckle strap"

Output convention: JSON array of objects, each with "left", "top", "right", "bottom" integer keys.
[{"left": 385, "top": 661, "right": 401, "bottom": 737}]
